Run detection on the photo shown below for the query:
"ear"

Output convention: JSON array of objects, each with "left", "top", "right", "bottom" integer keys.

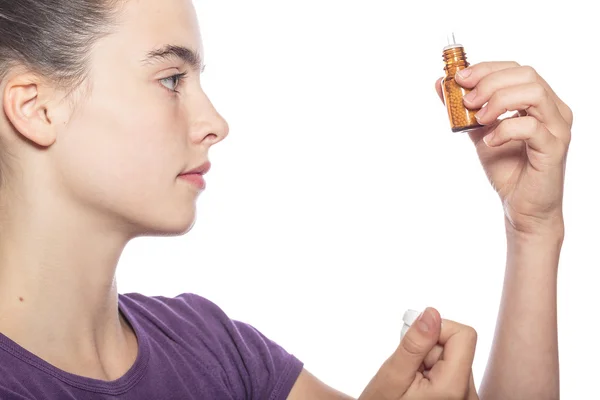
[{"left": 2, "top": 73, "right": 57, "bottom": 148}]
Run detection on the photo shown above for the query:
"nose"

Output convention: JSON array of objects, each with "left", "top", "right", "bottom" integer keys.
[{"left": 189, "top": 91, "right": 229, "bottom": 147}]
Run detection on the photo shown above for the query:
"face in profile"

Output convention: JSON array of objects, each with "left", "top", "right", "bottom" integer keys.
[{"left": 48, "top": 0, "right": 229, "bottom": 237}]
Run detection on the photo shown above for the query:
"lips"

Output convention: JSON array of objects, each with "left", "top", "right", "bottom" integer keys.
[
  {"left": 178, "top": 173, "right": 206, "bottom": 189},
  {"left": 180, "top": 161, "right": 211, "bottom": 176},
  {"left": 178, "top": 161, "right": 210, "bottom": 189}
]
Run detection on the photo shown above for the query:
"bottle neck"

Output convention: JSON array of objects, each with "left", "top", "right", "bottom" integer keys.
[{"left": 443, "top": 46, "right": 470, "bottom": 75}]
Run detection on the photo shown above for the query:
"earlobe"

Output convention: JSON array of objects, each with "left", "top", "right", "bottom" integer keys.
[{"left": 2, "top": 75, "right": 57, "bottom": 148}]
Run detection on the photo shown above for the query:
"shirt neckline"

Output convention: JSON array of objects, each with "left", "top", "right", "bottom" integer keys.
[{"left": 0, "top": 294, "right": 150, "bottom": 395}]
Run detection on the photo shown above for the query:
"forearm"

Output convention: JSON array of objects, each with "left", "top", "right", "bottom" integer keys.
[{"left": 479, "top": 220, "right": 563, "bottom": 400}]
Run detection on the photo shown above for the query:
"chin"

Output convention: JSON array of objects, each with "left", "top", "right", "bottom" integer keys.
[{"left": 135, "top": 209, "right": 198, "bottom": 238}]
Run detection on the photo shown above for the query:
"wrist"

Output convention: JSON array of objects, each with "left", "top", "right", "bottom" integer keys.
[
  {"left": 505, "top": 218, "right": 563, "bottom": 275},
  {"left": 504, "top": 213, "right": 565, "bottom": 244},
  {"left": 505, "top": 217, "right": 564, "bottom": 260}
]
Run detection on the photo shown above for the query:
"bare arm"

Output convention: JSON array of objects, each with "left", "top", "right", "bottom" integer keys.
[
  {"left": 479, "top": 223, "right": 562, "bottom": 400},
  {"left": 287, "top": 53, "right": 570, "bottom": 399},
  {"left": 287, "top": 369, "right": 355, "bottom": 400},
  {"left": 287, "top": 312, "right": 479, "bottom": 400},
  {"left": 286, "top": 222, "right": 563, "bottom": 400},
  {"left": 447, "top": 59, "right": 571, "bottom": 400}
]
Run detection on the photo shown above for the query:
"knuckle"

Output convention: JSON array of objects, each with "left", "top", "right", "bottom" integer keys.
[
  {"left": 503, "top": 115, "right": 538, "bottom": 135},
  {"left": 494, "top": 119, "right": 508, "bottom": 136},
  {"left": 460, "top": 324, "right": 478, "bottom": 344},
  {"left": 521, "top": 65, "right": 538, "bottom": 80},
  {"left": 452, "top": 323, "right": 478, "bottom": 349},
  {"left": 515, "top": 116, "right": 542, "bottom": 132},
  {"left": 530, "top": 82, "right": 547, "bottom": 99},
  {"left": 563, "top": 104, "right": 574, "bottom": 125},
  {"left": 526, "top": 116, "right": 542, "bottom": 132},
  {"left": 400, "top": 333, "right": 424, "bottom": 357},
  {"left": 487, "top": 91, "right": 501, "bottom": 109}
]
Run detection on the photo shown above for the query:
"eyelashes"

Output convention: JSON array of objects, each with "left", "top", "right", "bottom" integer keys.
[
  {"left": 158, "top": 65, "right": 206, "bottom": 94},
  {"left": 159, "top": 72, "right": 188, "bottom": 93}
]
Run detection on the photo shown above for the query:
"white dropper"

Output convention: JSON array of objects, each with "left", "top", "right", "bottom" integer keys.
[
  {"left": 400, "top": 309, "right": 420, "bottom": 340},
  {"left": 443, "top": 32, "right": 463, "bottom": 50}
]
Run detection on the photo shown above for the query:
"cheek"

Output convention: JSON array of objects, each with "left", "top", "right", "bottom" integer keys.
[{"left": 55, "top": 90, "right": 188, "bottom": 207}]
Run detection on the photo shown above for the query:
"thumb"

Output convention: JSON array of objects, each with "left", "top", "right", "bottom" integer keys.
[
  {"left": 435, "top": 78, "right": 444, "bottom": 105},
  {"left": 359, "top": 308, "right": 442, "bottom": 400},
  {"left": 395, "top": 308, "right": 442, "bottom": 380}
]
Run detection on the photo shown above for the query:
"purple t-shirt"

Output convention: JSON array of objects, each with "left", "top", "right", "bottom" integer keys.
[{"left": 0, "top": 293, "right": 304, "bottom": 399}]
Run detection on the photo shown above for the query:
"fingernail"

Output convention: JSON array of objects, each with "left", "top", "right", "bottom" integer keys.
[
  {"left": 416, "top": 308, "right": 435, "bottom": 333},
  {"left": 457, "top": 68, "right": 472, "bottom": 79},
  {"left": 483, "top": 133, "right": 494, "bottom": 146},
  {"left": 475, "top": 107, "right": 487, "bottom": 122},
  {"left": 463, "top": 88, "right": 477, "bottom": 103}
]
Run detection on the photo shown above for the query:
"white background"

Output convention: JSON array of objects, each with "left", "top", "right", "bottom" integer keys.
[{"left": 118, "top": 1, "right": 599, "bottom": 398}]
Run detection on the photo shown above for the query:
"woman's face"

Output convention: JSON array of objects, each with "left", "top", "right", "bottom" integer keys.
[{"left": 53, "top": 0, "right": 228, "bottom": 236}]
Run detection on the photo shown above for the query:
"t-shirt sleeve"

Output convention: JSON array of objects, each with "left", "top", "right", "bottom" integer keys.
[
  {"left": 230, "top": 320, "right": 304, "bottom": 400},
  {"left": 176, "top": 293, "right": 304, "bottom": 400}
]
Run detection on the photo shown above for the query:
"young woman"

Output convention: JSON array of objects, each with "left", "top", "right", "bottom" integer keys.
[{"left": 0, "top": 0, "right": 571, "bottom": 399}]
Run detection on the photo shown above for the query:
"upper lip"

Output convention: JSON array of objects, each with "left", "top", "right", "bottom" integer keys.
[{"left": 180, "top": 161, "right": 211, "bottom": 176}]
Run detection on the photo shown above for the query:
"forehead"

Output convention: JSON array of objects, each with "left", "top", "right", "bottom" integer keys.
[{"left": 112, "top": 0, "right": 204, "bottom": 59}]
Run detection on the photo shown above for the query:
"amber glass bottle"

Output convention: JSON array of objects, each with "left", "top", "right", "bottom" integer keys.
[{"left": 441, "top": 36, "right": 481, "bottom": 132}]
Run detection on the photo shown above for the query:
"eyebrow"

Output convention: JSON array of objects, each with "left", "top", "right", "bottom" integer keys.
[{"left": 142, "top": 45, "right": 204, "bottom": 71}]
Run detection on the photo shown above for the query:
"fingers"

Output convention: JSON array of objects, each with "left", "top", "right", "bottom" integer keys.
[
  {"left": 421, "top": 343, "right": 444, "bottom": 380},
  {"left": 472, "top": 82, "right": 568, "bottom": 135},
  {"left": 394, "top": 308, "right": 441, "bottom": 369},
  {"left": 366, "top": 308, "right": 441, "bottom": 398},
  {"left": 461, "top": 64, "right": 535, "bottom": 101},
  {"left": 454, "top": 62, "right": 572, "bottom": 127},
  {"left": 453, "top": 61, "right": 522, "bottom": 89},
  {"left": 435, "top": 77, "right": 444, "bottom": 104},
  {"left": 423, "top": 344, "right": 444, "bottom": 370},
  {"left": 483, "top": 116, "right": 565, "bottom": 161},
  {"left": 427, "top": 319, "right": 477, "bottom": 392},
  {"left": 364, "top": 313, "right": 479, "bottom": 400}
]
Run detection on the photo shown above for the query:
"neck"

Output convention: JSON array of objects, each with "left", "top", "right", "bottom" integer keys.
[{"left": 0, "top": 188, "right": 137, "bottom": 379}]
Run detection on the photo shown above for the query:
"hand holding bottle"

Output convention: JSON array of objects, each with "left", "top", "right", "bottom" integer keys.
[
  {"left": 436, "top": 60, "right": 572, "bottom": 236},
  {"left": 359, "top": 308, "right": 479, "bottom": 400}
]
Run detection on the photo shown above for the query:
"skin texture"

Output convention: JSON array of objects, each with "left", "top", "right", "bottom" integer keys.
[
  {"left": 289, "top": 67, "right": 569, "bottom": 399},
  {"left": 0, "top": 0, "right": 569, "bottom": 398},
  {"left": 0, "top": 0, "right": 227, "bottom": 380},
  {"left": 452, "top": 63, "right": 569, "bottom": 400}
]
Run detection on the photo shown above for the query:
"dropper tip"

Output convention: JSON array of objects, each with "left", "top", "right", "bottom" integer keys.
[
  {"left": 444, "top": 32, "right": 463, "bottom": 50},
  {"left": 447, "top": 32, "right": 457, "bottom": 45}
]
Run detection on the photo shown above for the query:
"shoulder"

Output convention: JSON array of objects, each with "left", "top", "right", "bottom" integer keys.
[
  {"left": 119, "top": 292, "right": 236, "bottom": 346},
  {"left": 120, "top": 292, "right": 229, "bottom": 324},
  {"left": 120, "top": 292, "right": 304, "bottom": 400},
  {"left": 119, "top": 291, "right": 290, "bottom": 357},
  {"left": 120, "top": 291, "right": 224, "bottom": 314}
]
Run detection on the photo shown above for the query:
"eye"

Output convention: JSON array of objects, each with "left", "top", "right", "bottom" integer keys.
[{"left": 160, "top": 72, "right": 187, "bottom": 92}]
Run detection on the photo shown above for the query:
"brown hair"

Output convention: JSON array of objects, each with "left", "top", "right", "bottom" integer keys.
[{"left": 0, "top": 0, "right": 123, "bottom": 187}]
